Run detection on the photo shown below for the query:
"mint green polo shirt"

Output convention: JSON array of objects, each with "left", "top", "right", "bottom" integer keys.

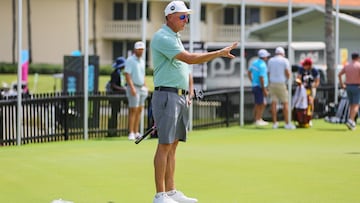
[
  {"left": 150, "top": 25, "right": 190, "bottom": 90},
  {"left": 124, "top": 55, "right": 145, "bottom": 86}
]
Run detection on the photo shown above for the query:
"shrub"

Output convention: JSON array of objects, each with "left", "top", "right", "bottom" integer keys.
[
  {"left": 0, "top": 63, "right": 17, "bottom": 73},
  {"left": 29, "top": 63, "right": 62, "bottom": 74},
  {"left": 146, "top": 67, "right": 154, "bottom": 76},
  {"left": 99, "top": 65, "right": 113, "bottom": 75},
  {"left": 0, "top": 62, "right": 153, "bottom": 76}
]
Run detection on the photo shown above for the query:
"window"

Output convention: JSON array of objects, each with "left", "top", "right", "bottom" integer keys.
[
  {"left": 224, "top": 7, "right": 236, "bottom": 25},
  {"left": 113, "top": 2, "right": 150, "bottom": 21},
  {"left": 113, "top": 41, "right": 150, "bottom": 67},
  {"left": 276, "top": 10, "right": 287, "bottom": 18},
  {"left": 223, "top": 6, "right": 260, "bottom": 25},
  {"left": 113, "top": 3, "right": 124, "bottom": 20},
  {"left": 127, "top": 3, "right": 138, "bottom": 20},
  {"left": 201, "top": 5, "right": 206, "bottom": 22},
  {"left": 246, "top": 8, "right": 260, "bottom": 25},
  {"left": 113, "top": 41, "right": 124, "bottom": 61},
  {"left": 343, "top": 11, "right": 360, "bottom": 19},
  {"left": 112, "top": 41, "right": 133, "bottom": 60}
]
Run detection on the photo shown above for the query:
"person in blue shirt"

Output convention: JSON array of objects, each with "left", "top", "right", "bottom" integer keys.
[{"left": 248, "top": 49, "right": 270, "bottom": 127}]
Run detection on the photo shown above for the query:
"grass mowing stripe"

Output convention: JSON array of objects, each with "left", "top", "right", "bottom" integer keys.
[{"left": 0, "top": 119, "right": 359, "bottom": 203}]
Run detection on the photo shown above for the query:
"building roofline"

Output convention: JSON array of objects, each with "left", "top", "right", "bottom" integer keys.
[{"left": 247, "top": 5, "right": 360, "bottom": 37}]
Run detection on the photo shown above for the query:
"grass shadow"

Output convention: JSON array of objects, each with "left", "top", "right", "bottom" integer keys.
[
  {"left": 345, "top": 152, "right": 360, "bottom": 155},
  {"left": 315, "top": 128, "right": 348, "bottom": 132}
]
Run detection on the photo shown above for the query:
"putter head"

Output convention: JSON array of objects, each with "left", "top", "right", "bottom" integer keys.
[{"left": 194, "top": 89, "right": 204, "bottom": 100}]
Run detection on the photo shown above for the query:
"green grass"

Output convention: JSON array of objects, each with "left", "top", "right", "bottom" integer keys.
[
  {"left": 0, "top": 73, "right": 154, "bottom": 93},
  {"left": 0, "top": 119, "right": 359, "bottom": 203}
]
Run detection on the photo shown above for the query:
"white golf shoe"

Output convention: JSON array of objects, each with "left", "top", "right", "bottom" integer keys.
[
  {"left": 285, "top": 123, "right": 296, "bottom": 130},
  {"left": 153, "top": 193, "right": 178, "bottom": 203},
  {"left": 167, "top": 190, "right": 198, "bottom": 203},
  {"left": 128, "top": 133, "right": 135, "bottom": 140}
]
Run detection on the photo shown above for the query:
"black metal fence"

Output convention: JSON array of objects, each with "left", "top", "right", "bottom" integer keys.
[{"left": 0, "top": 86, "right": 335, "bottom": 146}]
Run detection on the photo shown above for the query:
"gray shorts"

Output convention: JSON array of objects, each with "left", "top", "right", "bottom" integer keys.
[
  {"left": 151, "top": 90, "right": 189, "bottom": 144},
  {"left": 346, "top": 84, "right": 360, "bottom": 104},
  {"left": 126, "top": 85, "right": 148, "bottom": 108}
]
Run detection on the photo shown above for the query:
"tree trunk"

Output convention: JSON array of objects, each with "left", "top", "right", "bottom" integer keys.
[
  {"left": 92, "top": 0, "right": 97, "bottom": 55},
  {"left": 27, "top": 0, "right": 32, "bottom": 64},
  {"left": 12, "top": 0, "right": 16, "bottom": 64},
  {"left": 325, "top": 0, "right": 335, "bottom": 85},
  {"left": 77, "top": 0, "right": 82, "bottom": 51}
]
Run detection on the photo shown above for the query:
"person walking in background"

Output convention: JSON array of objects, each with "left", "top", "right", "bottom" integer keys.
[
  {"left": 248, "top": 49, "right": 271, "bottom": 127},
  {"left": 267, "top": 47, "right": 295, "bottom": 129},
  {"left": 124, "top": 41, "right": 148, "bottom": 140},
  {"left": 150, "top": 1, "right": 238, "bottom": 202},
  {"left": 107, "top": 57, "right": 127, "bottom": 136},
  {"left": 107, "top": 57, "right": 126, "bottom": 93},
  {"left": 338, "top": 52, "right": 360, "bottom": 130},
  {"left": 296, "top": 58, "right": 320, "bottom": 120}
]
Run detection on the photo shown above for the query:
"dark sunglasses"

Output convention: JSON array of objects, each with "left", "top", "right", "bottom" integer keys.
[{"left": 179, "top": 14, "right": 189, "bottom": 20}]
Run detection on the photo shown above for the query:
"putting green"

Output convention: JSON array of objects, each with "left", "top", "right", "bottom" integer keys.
[{"left": 0, "top": 119, "right": 359, "bottom": 203}]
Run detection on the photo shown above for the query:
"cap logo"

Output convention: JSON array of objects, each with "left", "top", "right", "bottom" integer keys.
[{"left": 170, "top": 5, "right": 175, "bottom": 11}]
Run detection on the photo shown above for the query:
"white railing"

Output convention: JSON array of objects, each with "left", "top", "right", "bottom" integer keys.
[
  {"left": 102, "top": 21, "right": 245, "bottom": 42},
  {"left": 103, "top": 21, "right": 143, "bottom": 39},
  {"left": 214, "top": 25, "right": 242, "bottom": 42}
]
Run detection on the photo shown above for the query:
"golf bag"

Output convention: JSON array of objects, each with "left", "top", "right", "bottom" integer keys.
[
  {"left": 292, "top": 85, "right": 312, "bottom": 128},
  {"left": 324, "top": 92, "right": 355, "bottom": 124}
]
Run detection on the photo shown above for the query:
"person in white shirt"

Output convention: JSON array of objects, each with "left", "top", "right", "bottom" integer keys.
[
  {"left": 124, "top": 41, "right": 148, "bottom": 140},
  {"left": 267, "top": 47, "right": 295, "bottom": 129}
]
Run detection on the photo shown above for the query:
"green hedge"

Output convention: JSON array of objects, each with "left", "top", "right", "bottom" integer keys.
[
  {"left": 0, "top": 63, "right": 62, "bottom": 74},
  {"left": 0, "top": 62, "right": 153, "bottom": 76},
  {"left": 0, "top": 63, "right": 17, "bottom": 73}
]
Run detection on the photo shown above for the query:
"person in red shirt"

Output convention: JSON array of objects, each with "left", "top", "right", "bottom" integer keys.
[{"left": 296, "top": 58, "right": 320, "bottom": 119}]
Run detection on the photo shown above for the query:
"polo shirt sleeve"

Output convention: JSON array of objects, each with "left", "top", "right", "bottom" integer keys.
[
  {"left": 248, "top": 63, "right": 254, "bottom": 72},
  {"left": 155, "top": 35, "right": 184, "bottom": 60},
  {"left": 297, "top": 67, "right": 304, "bottom": 78},
  {"left": 124, "top": 57, "right": 133, "bottom": 74},
  {"left": 312, "top": 68, "right": 320, "bottom": 79},
  {"left": 259, "top": 63, "right": 267, "bottom": 77}
]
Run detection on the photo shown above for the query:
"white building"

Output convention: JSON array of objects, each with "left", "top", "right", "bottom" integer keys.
[{"left": 0, "top": 0, "right": 359, "bottom": 66}]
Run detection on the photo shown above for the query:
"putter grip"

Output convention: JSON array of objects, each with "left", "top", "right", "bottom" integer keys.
[
  {"left": 134, "top": 135, "right": 146, "bottom": 144},
  {"left": 135, "top": 127, "right": 154, "bottom": 144}
]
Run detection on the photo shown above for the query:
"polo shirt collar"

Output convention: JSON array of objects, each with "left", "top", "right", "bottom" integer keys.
[{"left": 162, "top": 24, "right": 181, "bottom": 38}]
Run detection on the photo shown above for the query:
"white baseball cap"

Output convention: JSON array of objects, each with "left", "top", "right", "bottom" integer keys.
[
  {"left": 258, "top": 49, "right": 271, "bottom": 58},
  {"left": 164, "top": 1, "right": 192, "bottom": 16},
  {"left": 275, "top": 47, "right": 285, "bottom": 55},
  {"left": 134, "top": 41, "right": 145, "bottom": 49}
]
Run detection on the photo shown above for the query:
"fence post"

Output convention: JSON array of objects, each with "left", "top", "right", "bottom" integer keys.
[
  {"left": 63, "top": 98, "right": 69, "bottom": 140},
  {"left": 0, "top": 107, "right": 3, "bottom": 146},
  {"left": 226, "top": 93, "right": 230, "bottom": 127}
]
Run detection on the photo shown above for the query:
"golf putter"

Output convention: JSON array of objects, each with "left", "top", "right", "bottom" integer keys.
[
  {"left": 135, "top": 89, "right": 204, "bottom": 144},
  {"left": 135, "top": 125, "right": 156, "bottom": 144}
]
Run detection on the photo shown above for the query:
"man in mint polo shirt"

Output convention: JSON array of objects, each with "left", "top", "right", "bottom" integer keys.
[{"left": 150, "top": 1, "right": 238, "bottom": 203}]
